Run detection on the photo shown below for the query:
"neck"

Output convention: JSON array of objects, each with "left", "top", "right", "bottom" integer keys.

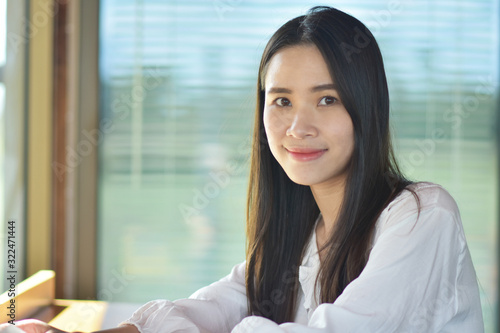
[{"left": 310, "top": 177, "right": 346, "bottom": 243}]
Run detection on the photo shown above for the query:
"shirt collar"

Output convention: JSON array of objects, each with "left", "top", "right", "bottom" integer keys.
[{"left": 298, "top": 213, "right": 322, "bottom": 315}]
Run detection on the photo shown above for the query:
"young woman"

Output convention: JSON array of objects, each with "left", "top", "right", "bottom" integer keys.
[{"left": 2, "top": 6, "right": 483, "bottom": 333}]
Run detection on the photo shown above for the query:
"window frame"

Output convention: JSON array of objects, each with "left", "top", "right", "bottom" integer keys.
[
  {"left": 50, "top": 0, "right": 100, "bottom": 299},
  {"left": 3, "top": 0, "right": 29, "bottom": 291},
  {"left": 3, "top": 0, "right": 100, "bottom": 300}
]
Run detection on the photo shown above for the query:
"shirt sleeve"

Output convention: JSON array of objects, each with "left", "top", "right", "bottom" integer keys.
[
  {"left": 232, "top": 185, "right": 484, "bottom": 333},
  {"left": 120, "top": 261, "right": 248, "bottom": 333}
]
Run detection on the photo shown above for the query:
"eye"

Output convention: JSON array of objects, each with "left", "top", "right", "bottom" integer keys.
[
  {"left": 275, "top": 97, "right": 292, "bottom": 107},
  {"left": 318, "top": 96, "right": 338, "bottom": 106}
]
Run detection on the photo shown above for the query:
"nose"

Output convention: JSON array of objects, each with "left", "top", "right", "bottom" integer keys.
[{"left": 286, "top": 107, "right": 317, "bottom": 139}]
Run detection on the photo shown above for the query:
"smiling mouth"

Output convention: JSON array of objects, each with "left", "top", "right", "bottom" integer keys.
[{"left": 285, "top": 147, "right": 327, "bottom": 161}]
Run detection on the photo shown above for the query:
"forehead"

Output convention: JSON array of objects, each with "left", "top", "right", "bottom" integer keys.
[{"left": 264, "top": 45, "right": 333, "bottom": 89}]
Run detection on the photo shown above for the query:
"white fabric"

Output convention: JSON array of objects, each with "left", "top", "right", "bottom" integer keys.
[{"left": 120, "top": 182, "right": 484, "bottom": 332}]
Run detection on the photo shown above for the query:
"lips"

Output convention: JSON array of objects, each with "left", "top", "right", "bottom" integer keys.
[{"left": 285, "top": 147, "right": 327, "bottom": 161}]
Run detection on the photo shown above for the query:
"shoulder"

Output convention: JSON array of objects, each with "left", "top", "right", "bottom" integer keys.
[
  {"left": 388, "top": 181, "right": 459, "bottom": 217},
  {"left": 376, "top": 182, "right": 463, "bottom": 237}
]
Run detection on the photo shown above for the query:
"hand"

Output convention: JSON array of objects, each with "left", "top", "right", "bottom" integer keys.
[{"left": 0, "top": 320, "right": 70, "bottom": 333}]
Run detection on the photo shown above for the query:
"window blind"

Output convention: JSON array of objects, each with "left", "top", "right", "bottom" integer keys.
[{"left": 98, "top": 1, "right": 498, "bottom": 331}]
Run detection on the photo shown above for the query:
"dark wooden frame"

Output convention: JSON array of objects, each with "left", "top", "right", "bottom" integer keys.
[{"left": 52, "top": 0, "right": 69, "bottom": 300}]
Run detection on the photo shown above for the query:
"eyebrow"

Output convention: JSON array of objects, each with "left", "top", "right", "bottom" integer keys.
[
  {"left": 266, "top": 83, "right": 337, "bottom": 94},
  {"left": 311, "top": 83, "right": 337, "bottom": 92},
  {"left": 267, "top": 87, "right": 292, "bottom": 94}
]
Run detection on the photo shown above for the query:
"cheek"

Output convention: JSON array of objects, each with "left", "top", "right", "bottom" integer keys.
[
  {"left": 263, "top": 108, "right": 285, "bottom": 156},
  {"left": 342, "top": 124, "right": 355, "bottom": 158},
  {"left": 327, "top": 115, "right": 355, "bottom": 153},
  {"left": 263, "top": 112, "right": 278, "bottom": 148},
  {"left": 263, "top": 107, "right": 288, "bottom": 137}
]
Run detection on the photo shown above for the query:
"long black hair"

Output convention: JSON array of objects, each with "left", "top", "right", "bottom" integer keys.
[{"left": 246, "top": 6, "right": 412, "bottom": 323}]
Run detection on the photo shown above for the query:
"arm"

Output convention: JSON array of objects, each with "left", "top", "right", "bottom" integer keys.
[
  {"left": 2, "top": 262, "right": 247, "bottom": 333},
  {"left": 0, "top": 320, "right": 140, "bottom": 333},
  {"left": 89, "top": 325, "right": 138, "bottom": 333},
  {"left": 119, "top": 261, "right": 248, "bottom": 333},
  {"left": 232, "top": 186, "right": 484, "bottom": 333}
]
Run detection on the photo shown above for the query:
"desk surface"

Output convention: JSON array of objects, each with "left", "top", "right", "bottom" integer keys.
[
  {"left": 47, "top": 301, "right": 142, "bottom": 331},
  {"left": 0, "top": 271, "right": 143, "bottom": 331}
]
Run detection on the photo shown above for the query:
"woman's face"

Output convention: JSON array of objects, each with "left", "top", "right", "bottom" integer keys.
[{"left": 263, "top": 44, "right": 355, "bottom": 187}]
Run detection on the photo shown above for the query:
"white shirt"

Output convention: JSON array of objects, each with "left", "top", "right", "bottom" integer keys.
[{"left": 120, "top": 182, "right": 484, "bottom": 332}]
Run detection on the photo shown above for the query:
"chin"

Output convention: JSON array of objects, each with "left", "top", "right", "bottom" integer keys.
[{"left": 285, "top": 173, "right": 318, "bottom": 186}]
